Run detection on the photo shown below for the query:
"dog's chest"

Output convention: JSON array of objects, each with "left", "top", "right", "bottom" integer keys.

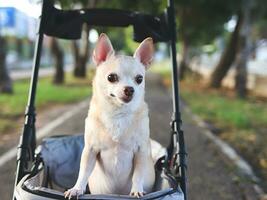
[
  {"left": 103, "top": 113, "right": 134, "bottom": 142},
  {"left": 99, "top": 143, "right": 134, "bottom": 174},
  {"left": 98, "top": 114, "right": 140, "bottom": 176}
]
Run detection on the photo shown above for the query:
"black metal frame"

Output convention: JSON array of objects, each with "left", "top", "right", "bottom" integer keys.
[{"left": 13, "top": 0, "right": 187, "bottom": 199}]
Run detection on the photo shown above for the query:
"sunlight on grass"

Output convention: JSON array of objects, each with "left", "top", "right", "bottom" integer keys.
[
  {"left": 150, "top": 60, "right": 172, "bottom": 78},
  {"left": 182, "top": 90, "right": 267, "bottom": 129},
  {"left": 0, "top": 70, "right": 94, "bottom": 133}
]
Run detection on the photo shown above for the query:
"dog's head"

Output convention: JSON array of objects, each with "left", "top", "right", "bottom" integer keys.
[{"left": 92, "top": 33, "right": 154, "bottom": 110}]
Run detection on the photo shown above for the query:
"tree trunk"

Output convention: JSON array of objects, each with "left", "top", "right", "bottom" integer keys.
[
  {"left": 235, "top": 39, "right": 249, "bottom": 98},
  {"left": 209, "top": 13, "right": 243, "bottom": 88},
  {"left": 72, "top": 0, "right": 97, "bottom": 78},
  {"left": 179, "top": 39, "right": 190, "bottom": 80},
  {"left": 16, "top": 38, "right": 23, "bottom": 58},
  {"left": 73, "top": 24, "right": 90, "bottom": 78},
  {"left": 0, "top": 36, "right": 13, "bottom": 94},
  {"left": 234, "top": 0, "right": 252, "bottom": 98},
  {"left": 50, "top": 37, "right": 64, "bottom": 84}
]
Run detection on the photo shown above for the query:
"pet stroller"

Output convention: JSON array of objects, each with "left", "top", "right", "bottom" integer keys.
[{"left": 13, "top": 0, "right": 187, "bottom": 199}]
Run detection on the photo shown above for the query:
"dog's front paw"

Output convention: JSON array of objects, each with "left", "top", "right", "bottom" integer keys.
[
  {"left": 64, "top": 187, "right": 84, "bottom": 199},
  {"left": 130, "top": 191, "right": 145, "bottom": 198},
  {"left": 130, "top": 185, "right": 145, "bottom": 198}
]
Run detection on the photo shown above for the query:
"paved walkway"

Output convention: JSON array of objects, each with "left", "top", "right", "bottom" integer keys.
[
  {"left": 10, "top": 65, "right": 73, "bottom": 80},
  {"left": 0, "top": 74, "right": 259, "bottom": 199}
]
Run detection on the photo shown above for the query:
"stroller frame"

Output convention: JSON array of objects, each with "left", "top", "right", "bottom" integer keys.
[{"left": 12, "top": 0, "right": 187, "bottom": 199}]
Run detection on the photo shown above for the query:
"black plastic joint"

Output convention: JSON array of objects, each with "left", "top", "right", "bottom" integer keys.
[
  {"left": 178, "top": 151, "right": 188, "bottom": 156},
  {"left": 16, "top": 146, "right": 30, "bottom": 162},
  {"left": 24, "top": 106, "right": 36, "bottom": 126},
  {"left": 178, "top": 163, "right": 188, "bottom": 170},
  {"left": 24, "top": 106, "right": 35, "bottom": 116}
]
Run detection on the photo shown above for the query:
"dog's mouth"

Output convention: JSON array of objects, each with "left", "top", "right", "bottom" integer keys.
[
  {"left": 110, "top": 93, "right": 133, "bottom": 104},
  {"left": 120, "top": 96, "right": 133, "bottom": 103}
]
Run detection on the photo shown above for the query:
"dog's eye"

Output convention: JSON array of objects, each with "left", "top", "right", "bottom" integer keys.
[
  {"left": 135, "top": 75, "right": 143, "bottom": 84},
  {"left": 107, "top": 73, "right": 119, "bottom": 83}
]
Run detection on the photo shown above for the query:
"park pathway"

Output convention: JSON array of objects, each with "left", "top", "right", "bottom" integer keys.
[
  {"left": 0, "top": 73, "right": 258, "bottom": 199},
  {"left": 10, "top": 65, "right": 73, "bottom": 80}
]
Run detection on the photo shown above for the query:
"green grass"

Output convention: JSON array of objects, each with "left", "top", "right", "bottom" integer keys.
[
  {"left": 181, "top": 80, "right": 267, "bottom": 186},
  {"left": 0, "top": 71, "right": 93, "bottom": 133},
  {"left": 153, "top": 66, "right": 267, "bottom": 187},
  {"left": 150, "top": 60, "right": 172, "bottom": 78},
  {"left": 182, "top": 89, "right": 267, "bottom": 129}
]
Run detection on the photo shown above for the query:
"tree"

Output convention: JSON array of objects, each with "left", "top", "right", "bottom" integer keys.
[
  {"left": 234, "top": 0, "right": 253, "bottom": 98},
  {"left": 210, "top": 0, "right": 265, "bottom": 95},
  {"left": 30, "top": 0, "right": 65, "bottom": 84},
  {"left": 50, "top": 37, "right": 64, "bottom": 84},
  {"left": 175, "top": 0, "right": 236, "bottom": 79},
  {"left": 48, "top": 0, "right": 81, "bottom": 84},
  {"left": 72, "top": 24, "right": 90, "bottom": 78},
  {"left": 57, "top": 0, "right": 97, "bottom": 78},
  {"left": 177, "top": 7, "right": 191, "bottom": 79},
  {"left": 209, "top": 13, "right": 243, "bottom": 88},
  {"left": 0, "top": 36, "right": 13, "bottom": 94},
  {"left": 16, "top": 38, "right": 23, "bottom": 59},
  {"left": 208, "top": 0, "right": 267, "bottom": 90}
]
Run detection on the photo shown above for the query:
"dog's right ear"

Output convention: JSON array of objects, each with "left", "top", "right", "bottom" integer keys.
[
  {"left": 93, "top": 33, "right": 114, "bottom": 66},
  {"left": 134, "top": 37, "right": 154, "bottom": 69}
]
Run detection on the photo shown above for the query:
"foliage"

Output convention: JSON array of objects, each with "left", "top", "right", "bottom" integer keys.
[
  {"left": 250, "top": 0, "right": 267, "bottom": 39},
  {"left": 175, "top": 0, "right": 241, "bottom": 46},
  {"left": 55, "top": 0, "right": 89, "bottom": 8}
]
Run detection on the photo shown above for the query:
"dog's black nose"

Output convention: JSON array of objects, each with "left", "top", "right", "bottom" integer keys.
[{"left": 124, "top": 86, "right": 134, "bottom": 97}]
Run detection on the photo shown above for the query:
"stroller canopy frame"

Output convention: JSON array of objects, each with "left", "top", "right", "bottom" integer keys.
[{"left": 12, "top": 0, "right": 187, "bottom": 199}]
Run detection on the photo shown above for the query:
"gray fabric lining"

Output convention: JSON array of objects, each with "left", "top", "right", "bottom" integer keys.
[
  {"left": 37, "top": 135, "right": 84, "bottom": 188},
  {"left": 37, "top": 134, "right": 168, "bottom": 189},
  {"left": 16, "top": 173, "right": 184, "bottom": 200},
  {"left": 15, "top": 135, "right": 184, "bottom": 199}
]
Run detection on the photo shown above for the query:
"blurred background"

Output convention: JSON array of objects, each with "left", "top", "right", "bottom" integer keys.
[{"left": 0, "top": 0, "right": 266, "bottom": 199}]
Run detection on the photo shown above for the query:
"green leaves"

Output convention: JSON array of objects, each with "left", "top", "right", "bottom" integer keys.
[{"left": 175, "top": 0, "right": 241, "bottom": 46}]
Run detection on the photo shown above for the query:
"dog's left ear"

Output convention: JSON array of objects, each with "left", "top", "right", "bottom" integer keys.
[{"left": 134, "top": 37, "right": 154, "bottom": 69}]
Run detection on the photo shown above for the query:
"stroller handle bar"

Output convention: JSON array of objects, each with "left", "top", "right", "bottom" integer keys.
[
  {"left": 13, "top": 0, "right": 187, "bottom": 200},
  {"left": 41, "top": 0, "right": 169, "bottom": 42}
]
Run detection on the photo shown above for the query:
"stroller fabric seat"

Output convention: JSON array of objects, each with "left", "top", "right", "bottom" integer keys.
[{"left": 15, "top": 135, "right": 184, "bottom": 200}]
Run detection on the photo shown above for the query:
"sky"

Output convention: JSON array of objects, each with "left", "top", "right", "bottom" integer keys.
[
  {"left": 0, "top": 0, "right": 41, "bottom": 18},
  {"left": 0, "top": 0, "right": 100, "bottom": 41}
]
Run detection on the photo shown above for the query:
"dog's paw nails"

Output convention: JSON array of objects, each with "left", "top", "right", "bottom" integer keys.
[
  {"left": 130, "top": 191, "right": 145, "bottom": 198},
  {"left": 64, "top": 188, "right": 84, "bottom": 200}
]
